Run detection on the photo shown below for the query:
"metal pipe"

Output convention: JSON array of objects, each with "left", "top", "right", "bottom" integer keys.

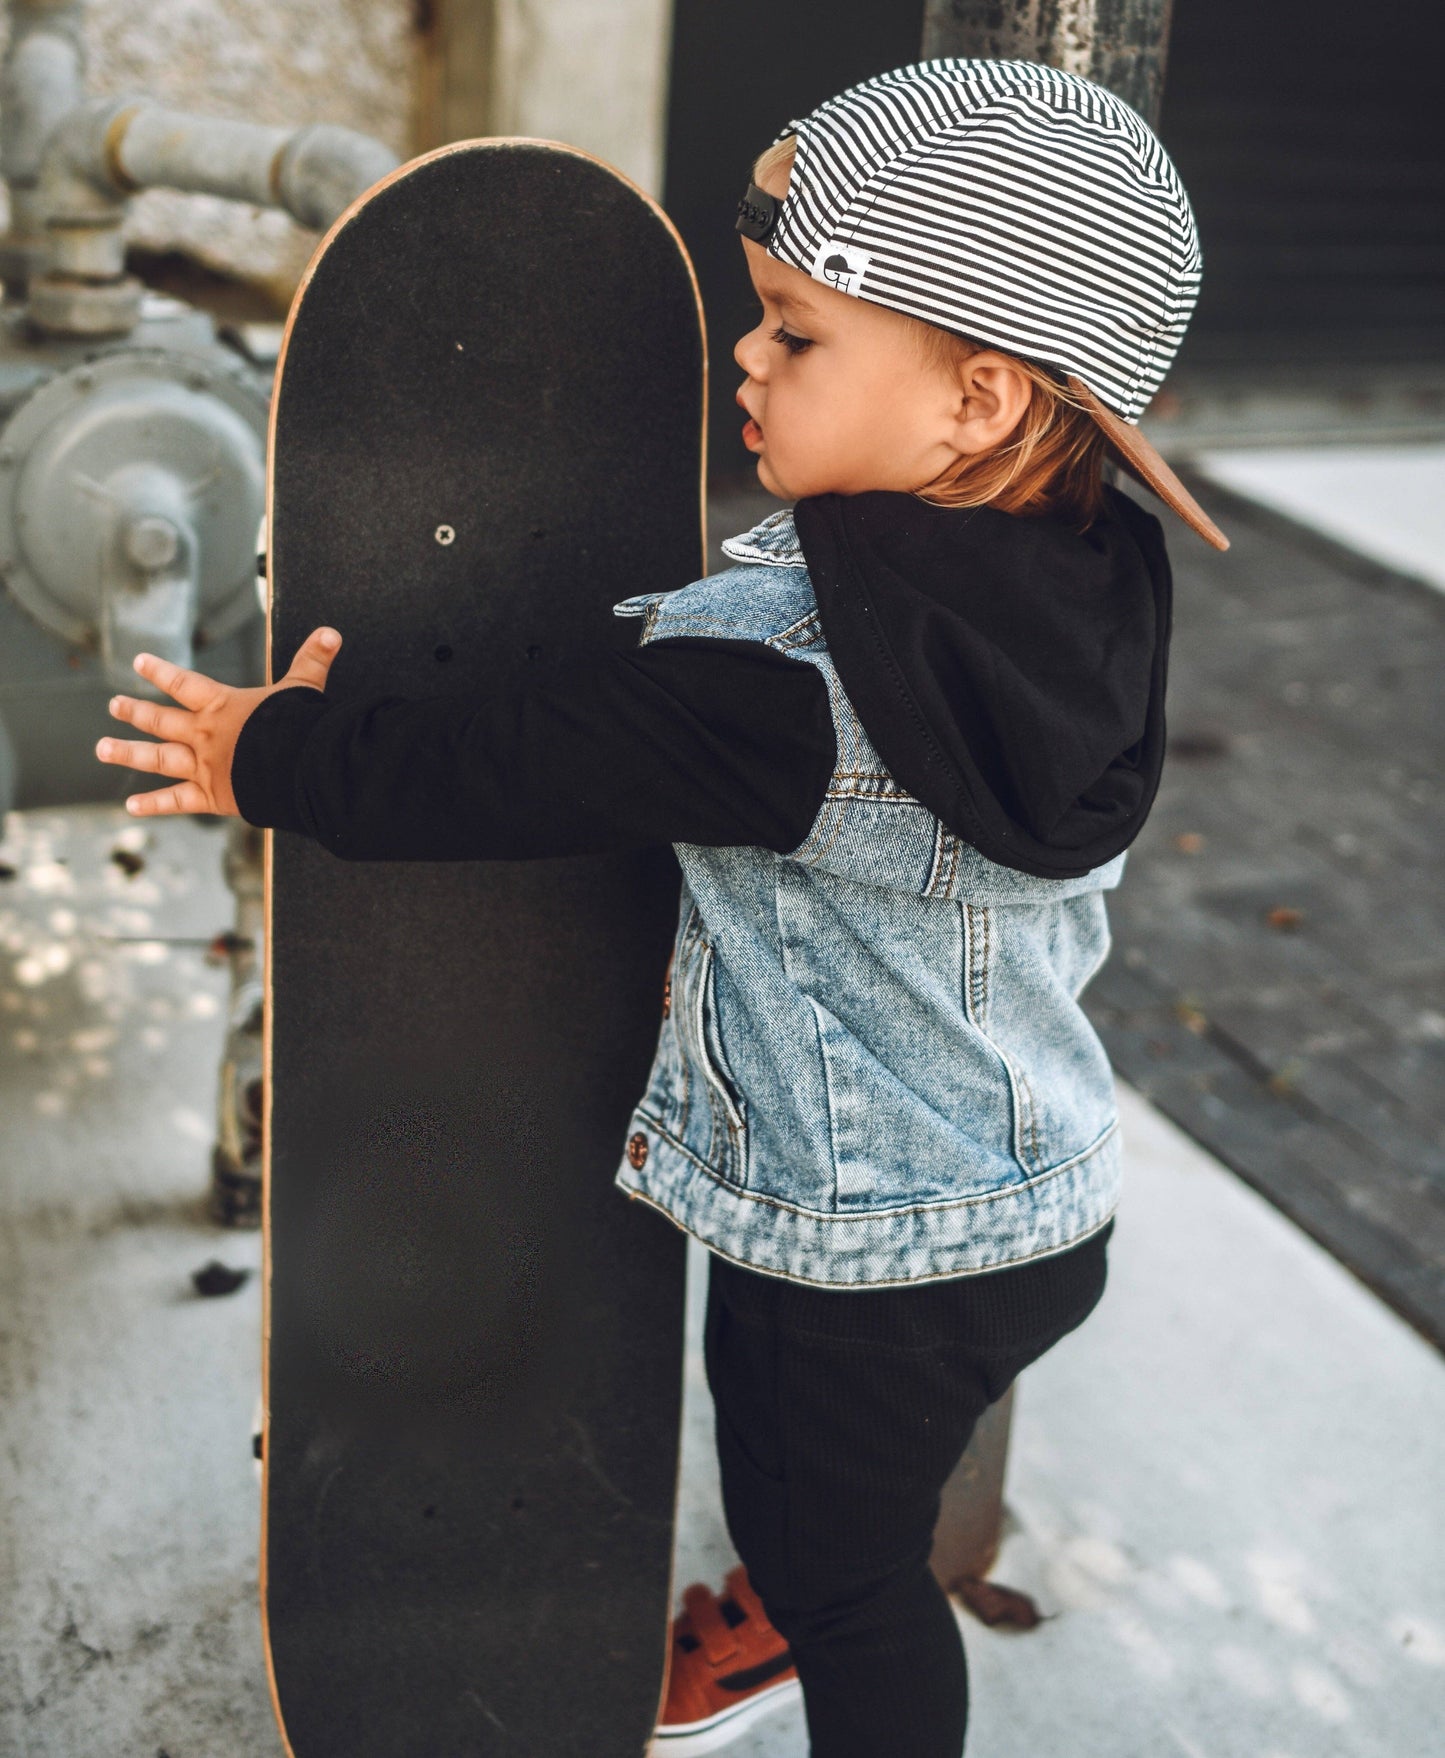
[
  {"left": 0, "top": 0, "right": 87, "bottom": 288},
  {"left": 921, "top": 0, "right": 1175, "bottom": 125},
  {"left": 40, "top": 95, "right": 400, "bottom": 243},
  {"left": 108, "top": 104, "right": 401, "bottom": 232},
  {"left": 30, "top": 95, "right": 400, "bottom": 336}
]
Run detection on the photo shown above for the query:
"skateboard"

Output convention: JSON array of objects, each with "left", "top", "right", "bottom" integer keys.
[{"left": 260, "top": 141, "right": 704, "bottom": 1757}]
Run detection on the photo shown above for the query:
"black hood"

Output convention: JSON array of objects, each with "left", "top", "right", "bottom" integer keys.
[{"left": 793, "top": 486, "right": 1171, "bottom": 880}]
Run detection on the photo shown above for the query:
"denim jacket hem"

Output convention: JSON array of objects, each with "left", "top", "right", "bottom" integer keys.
[{"left": 614, "top": 1112, "right": 1122, "bottom": 1288}]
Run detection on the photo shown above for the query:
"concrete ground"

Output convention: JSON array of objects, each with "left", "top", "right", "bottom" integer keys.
[
  {"left": 2, "top": 807, "right": 1442, "bottom": 1757},
  {"left": 672, "top": 1091, "right": 1445, "bottom": 1758},
  {"left": 0, "top": 806, "right": 274, "bottom": 1756},
  {"left": 1076, "top": 464, "right": 1445, "bottom": 1348}
]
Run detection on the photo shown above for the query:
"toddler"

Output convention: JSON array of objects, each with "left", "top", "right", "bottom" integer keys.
[{"left": 98, "top": 59, "right": 1226, "bottom": 1758}]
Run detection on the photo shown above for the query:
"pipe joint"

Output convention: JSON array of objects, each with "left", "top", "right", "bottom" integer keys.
[{"left": 271, "top": 123, "right": 400, "bottom": 230}]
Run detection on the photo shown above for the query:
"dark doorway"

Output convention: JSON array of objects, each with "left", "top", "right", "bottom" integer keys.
[
  {"left": 1160, "top": 0, "right": 1445, "bottom": 372},
  {"left": 663, "top": 0, "right": 927, "bottom": 482}
]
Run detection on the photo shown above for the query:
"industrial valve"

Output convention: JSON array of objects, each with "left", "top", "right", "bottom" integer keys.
[{"left": 0, "top": 344, "right": 267, "bottom": 694}]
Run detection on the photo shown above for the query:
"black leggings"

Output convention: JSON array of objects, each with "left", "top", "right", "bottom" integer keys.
[{"left": 703, "top": 1223, "right": 1111, "bottom": 1758}]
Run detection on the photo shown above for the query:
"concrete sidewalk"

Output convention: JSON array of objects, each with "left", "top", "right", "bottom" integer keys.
[{"left": 2, "top": 808, "right": 1440, "bottom": 1756}]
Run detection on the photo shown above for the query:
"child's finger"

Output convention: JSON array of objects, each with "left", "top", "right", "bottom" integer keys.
[
  {"left": 131, "top": 651, "right": 221, "bottom": 711},
  {"left": 281, "top": 627, "right": 342, "bottom": 691},
  {"left": 124, "top": 779, "right": 212, "bottom": 817},
  {"left": 108, "top": 694, "right": 193, "bottom": 742},
  {"left": 95, "top": 736, "right": 197, "bottom": 780}
]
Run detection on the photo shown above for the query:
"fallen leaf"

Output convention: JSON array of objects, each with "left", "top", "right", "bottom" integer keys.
[
  {"left": 1266, "top": 1059, "right": 1304, "bottom": 1097},
  {"left": 1167, "top": 731, "right": 1231, "bottom": 760},
  {"left": 192, "top": 1260, "right": 250, "bottom": 1298},
  {"left": 950, "top": 1576, "right": 1045, "bottom": 1630},
  {"left": 205, "top": 930, "right": 253, "bottom": 965},
  {"left": 1173, "top": 832, "right": 1205, "bottom": 854},
  {"left": 1266, "top": 906, "right": 1303, "bottom": 931}
]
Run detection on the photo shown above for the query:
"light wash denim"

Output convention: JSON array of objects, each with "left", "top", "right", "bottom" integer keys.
[{"left": 612, "top": 508, "right": 1124, "bottom": 1287}]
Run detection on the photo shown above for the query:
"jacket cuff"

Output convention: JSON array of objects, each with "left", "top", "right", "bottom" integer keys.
[{"left": 230, "top": 686, "right": 330, "bottom": 833}]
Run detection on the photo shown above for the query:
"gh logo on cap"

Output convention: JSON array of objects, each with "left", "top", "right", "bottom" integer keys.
[{"left": 811, "top": 241, "right": 872, "bottom": 296}]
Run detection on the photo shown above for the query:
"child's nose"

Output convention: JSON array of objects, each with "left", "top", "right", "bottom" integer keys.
[{"left": 733, "top": 323, "right": 768, "bottom": 381}]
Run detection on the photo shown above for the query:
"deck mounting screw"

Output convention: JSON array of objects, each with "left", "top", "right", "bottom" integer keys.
[{"left": 434, "top": 523, "right": 455, "bottom": 546}]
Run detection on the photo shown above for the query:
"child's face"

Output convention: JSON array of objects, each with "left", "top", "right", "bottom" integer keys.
[{"left": 734, "top": 169, "right": 980, "bottom": 502}]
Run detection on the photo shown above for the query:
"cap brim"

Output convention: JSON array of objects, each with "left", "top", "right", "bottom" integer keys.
[{"left": 1067, "top": 377, "right": 1230, "bottom": 552}]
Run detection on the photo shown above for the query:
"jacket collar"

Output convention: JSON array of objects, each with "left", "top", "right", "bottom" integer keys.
[{"left": 721, "top": 507, "right": 806, "bottom": 568}]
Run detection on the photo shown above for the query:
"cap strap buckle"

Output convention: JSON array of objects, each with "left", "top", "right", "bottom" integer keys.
[{"left": 736, "top": 182, "right": 779, "bottom": 243}]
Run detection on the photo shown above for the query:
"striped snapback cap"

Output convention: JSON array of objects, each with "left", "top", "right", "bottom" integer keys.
[{"left": 739, "top": 60, "right": 1228, "bottom": 550}]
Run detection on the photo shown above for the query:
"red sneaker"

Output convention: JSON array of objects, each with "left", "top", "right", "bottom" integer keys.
[{"left": 652, "top": 1565, "right": 801, "bottom": 1752}]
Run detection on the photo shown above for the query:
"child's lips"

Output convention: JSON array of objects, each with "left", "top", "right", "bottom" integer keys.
[{"left": 736, "top": 388, "right": 762, "bottom": 451}]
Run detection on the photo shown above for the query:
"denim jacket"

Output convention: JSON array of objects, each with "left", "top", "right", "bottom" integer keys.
[{"left": 610, "top": 509, "right": 1125, "bottom": 1287}]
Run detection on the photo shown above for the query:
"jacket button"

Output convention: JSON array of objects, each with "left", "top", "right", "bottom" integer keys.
[{"left": 626, "top": 1131, "right": 649, "bottom": 1170}]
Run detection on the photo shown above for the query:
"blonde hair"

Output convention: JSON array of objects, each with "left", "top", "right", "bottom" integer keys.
[
  {"left": 753, "top": 136, "right": 798, "bottom": 189},
  {"left": 751, "top": 138, "right": 1108, "bottom": 530}
]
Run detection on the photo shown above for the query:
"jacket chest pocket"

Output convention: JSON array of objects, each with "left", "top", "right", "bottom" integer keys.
[{"left": 673, "top": 921, "right": 748, "bottom": 1184}]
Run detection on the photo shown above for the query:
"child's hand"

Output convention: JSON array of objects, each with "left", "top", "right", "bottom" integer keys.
[{"left": 95, "top": 628, "right": 343, "bottom": 817}]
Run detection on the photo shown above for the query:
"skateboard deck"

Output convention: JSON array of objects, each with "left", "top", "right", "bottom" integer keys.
[{"left": 260, "top": 141, "right": 704, "bottom": 1757}]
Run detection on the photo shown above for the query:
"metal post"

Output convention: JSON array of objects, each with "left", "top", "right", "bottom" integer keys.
[
  {"left": 922, "top": 2, "right": 1176, "bottom": 1589},
  {"left": 929, "top": 1384, "right": 1015, "bottom": 1589},
  {"left": 921, "top": 0, "right": 1175, "bottom": 125}
]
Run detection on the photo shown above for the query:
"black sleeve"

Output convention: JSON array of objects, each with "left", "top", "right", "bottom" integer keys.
[{"left": 230, "top": 636, "right": 837, "bottom": 861}]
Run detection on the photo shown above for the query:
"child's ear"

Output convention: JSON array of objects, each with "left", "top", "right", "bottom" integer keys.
[{"left": 949, "top": 352, "right": 1033, "bottom": 455}]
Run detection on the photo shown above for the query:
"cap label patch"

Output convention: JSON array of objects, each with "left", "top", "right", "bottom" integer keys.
[{"left": 811, "top": 241, "right": 872, "bottom": 296}]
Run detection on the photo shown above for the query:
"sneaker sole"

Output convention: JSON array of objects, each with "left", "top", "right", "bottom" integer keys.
[{"left": 650, "top": 1675, "right": 802, "bottom": 1754}]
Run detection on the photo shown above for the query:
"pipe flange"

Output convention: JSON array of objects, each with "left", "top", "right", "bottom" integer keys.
[{"left": 27, "top": 271, "right": 143, "bottom": 337}]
